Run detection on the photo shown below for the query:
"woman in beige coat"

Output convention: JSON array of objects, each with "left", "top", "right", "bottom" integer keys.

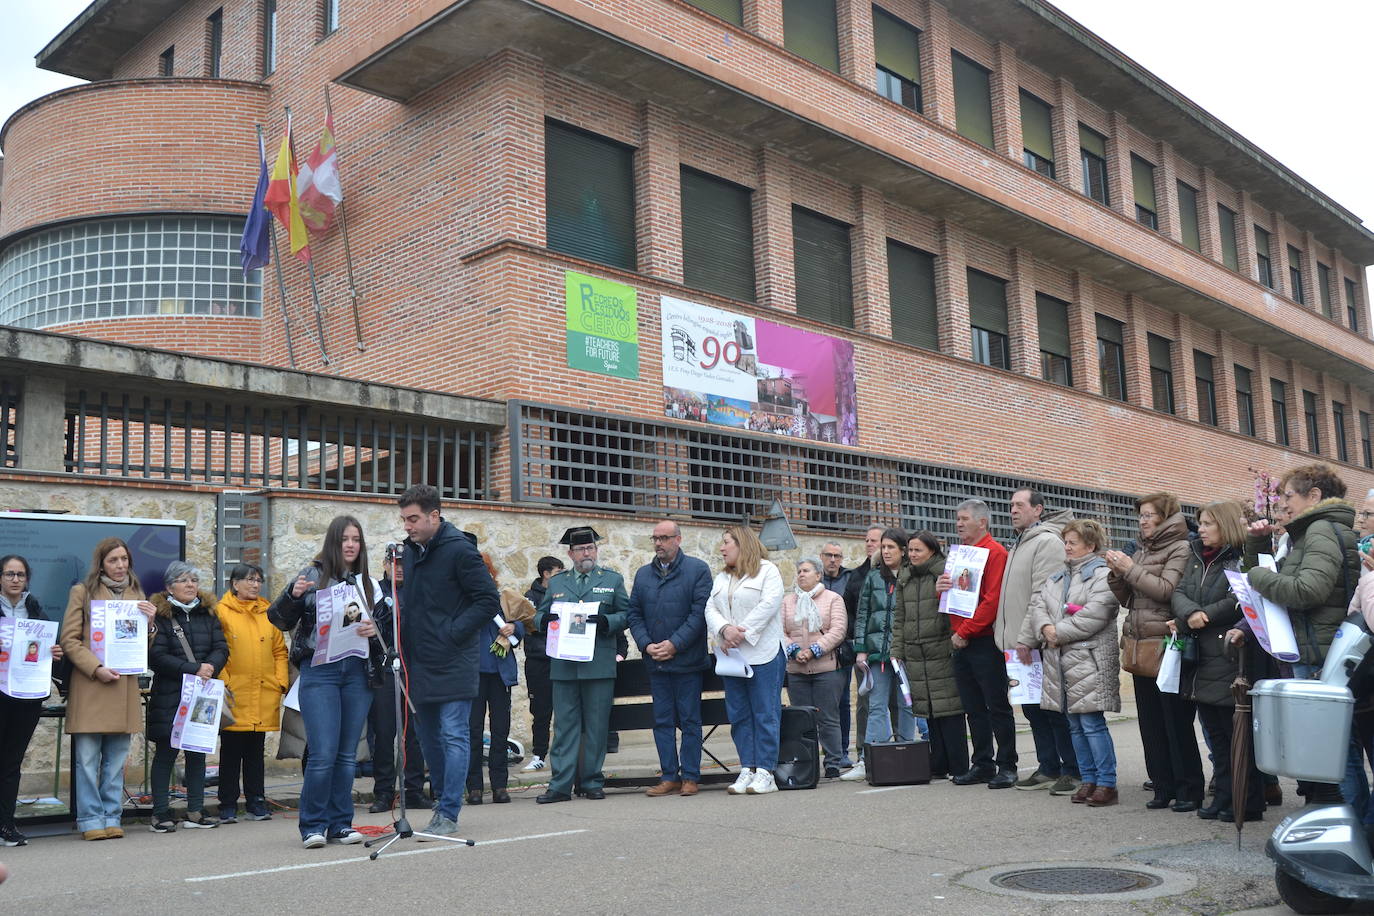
[
  {"left": 59, "top": 538, "right": 157, "bottom": 840},
  {"left": 781, "top": 558, "right": 848, "bottom": 778},
  {"left": 1028, "top": 520, "right": 1121, "bottom": 807}
]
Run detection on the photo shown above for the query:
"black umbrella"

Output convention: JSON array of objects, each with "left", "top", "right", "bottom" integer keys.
[{"left": 1230, "top": 642, "right": 1255, "bottom": 850}]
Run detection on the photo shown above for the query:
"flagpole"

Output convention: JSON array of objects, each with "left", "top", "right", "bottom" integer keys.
[
  {"left": 258, "top": 124, "right": 299, "bottom": 369},
  {"left": 285, "top": 105, "right": 330, "bottom": 366},
  {"left": 324, "top": 85, "right": 366, "bottom": 352}
]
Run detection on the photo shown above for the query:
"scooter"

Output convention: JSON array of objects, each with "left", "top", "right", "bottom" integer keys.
[{"left": 1263, "top": 613, "right": 1374, "bottom": 914}]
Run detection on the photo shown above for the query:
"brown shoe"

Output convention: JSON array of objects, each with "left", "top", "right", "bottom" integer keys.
[
  {"left": 1087, "top": 786, "right": 1119, "bottom": 807},
  {"left": 645, "top": 780, "right": 682, "bottom": 797},
  {"left": 679, "top": 781, "right": 699, "bottom": 797},
  {"left": 83, "top": 828, "right": 109, "bottom": 841},
  {"left": 105, "top": 825, "right": 124, "bottom": 839},
  {"left": 1071, "top": 782, "right": 1097, "bottom": 804}
]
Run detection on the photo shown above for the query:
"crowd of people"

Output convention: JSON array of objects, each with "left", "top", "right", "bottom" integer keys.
[{"left": 1, "top": 468, "right": 1372, "bottom": 851}]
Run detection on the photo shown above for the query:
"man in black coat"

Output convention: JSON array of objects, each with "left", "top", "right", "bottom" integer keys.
[{"left": 397, "top": 484, "right": 498, "bottom": 838}]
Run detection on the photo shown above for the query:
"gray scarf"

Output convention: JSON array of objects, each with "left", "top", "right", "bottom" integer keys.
[{"left": 792, "top": 582, "right": 824, "bottom": 633}]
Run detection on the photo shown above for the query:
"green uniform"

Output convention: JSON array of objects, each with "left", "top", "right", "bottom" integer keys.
[{"left": 536, "top": 566, "right": 629, "bottom": 795}]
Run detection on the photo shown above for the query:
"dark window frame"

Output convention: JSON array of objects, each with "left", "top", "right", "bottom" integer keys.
[
  {"left": 873, "top": 6, "right": 922, "bottom": 112},
  {"left": 887, "top": 239, "right": 938, "bottom": 350},
  {"left": 1148, "top": 333, "right": 1174, "bottom": 414},
  {"left": 206, "top": 9, "right": 223, "bottom": 78},
  {"left": 1096, "top": 314, "right": 1126, "bottom": 402},
  {"left": 263, "top": 0, "right": 278, "bottom": 77},
  {"left": 1271, "top": 379, "right": 1290, "bottom": 446},
  {"left": 1317, "top": 262, "right": 1334, "bottom": 319},
  {"left": 791, "top": 205, "right": 854, "bottom": 328},
  {"left": 680, "top": 167, "right": 756, "bottom": 303},
  {"left": 1304, "top": 389, "right": 1320, "bottom": 454},
  {"left": 951, "top": 51, "right": 994, "bottom": 150},
  {"left": 1235, "top": 364, "right": 1255, "bottom": 437},
  {"left": 967, "top": 268, "right": 1009, "bottom": 370},
  {"left": 1036, "top": 292, "right": 1072, "bottom": 387},
  {"left": 1334, "top": 401, "right": 1349, "bottom": 463},
  {"left": 1287, "top": 244, "right": 1305, "bottom": 305},
  {"left": 1255, "top": 225, "right": 1274, "bottom": 289},
  {"left": 1079, "top": 124, "right": 1109, "bottom": 206},
  {"left": 782, "top": 0, "right": 841, "bottom": 73},
  {"left": 1346, "top": 277, "right": 1362, "bottom": 333},
  {"left": 1360, "top": 411, "right": 1372, "bottom": 469},
  {"left": 1177, "top": 181, "right": 1201, "bottom": 252},
  {"left": 159, "top": 46, "right": 175, "bottom": 77},
  {"left": 544, "top": 119, "right": 638, "bottom": 271},
  {"left": 323, "top": 0, "right": 340, "bottom": 35},
  {"left": 1019, "top": 89, "right": 1054, "bottom": 179},
  {"left": 1194, "top": 350, "right": 1217, "bottom": 427},
  {"left": 1130, "top": 154, "right": 1158, "bottom": 231},
  {"left": 1217, "top": 204, "right": 1239, "bottom": 271}
]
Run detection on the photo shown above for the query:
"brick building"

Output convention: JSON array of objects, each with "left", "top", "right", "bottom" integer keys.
[{"left": 2, "top": 0, "right": 1373, "bottom": 562}]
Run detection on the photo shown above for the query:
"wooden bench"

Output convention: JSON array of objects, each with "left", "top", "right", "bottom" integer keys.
[{"left": 605, "top": 657, "right": 737, "bottom": 787}]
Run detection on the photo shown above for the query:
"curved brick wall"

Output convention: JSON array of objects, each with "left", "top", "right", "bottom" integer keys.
[
  {"left": 47, "top": 316, "right": 263, "bottom": 363},
  {"left": 0, "top": 79, "right": 269, "bottom": 239}
]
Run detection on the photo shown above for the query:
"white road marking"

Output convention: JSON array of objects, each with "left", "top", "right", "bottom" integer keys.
[
  {"left": 184, "top": 829, "right": 588, "bottom": 882},
  {"left": 855, "top": 785, "right": 918, "bottom": 794}
]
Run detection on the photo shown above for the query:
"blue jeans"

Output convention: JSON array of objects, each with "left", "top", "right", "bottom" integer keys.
[
  {"left": 648, "top": 669, "right": 704, "bottom": 783},
  {"left": 723, "top": 652, "right": 784, "bottom": 770},
  {"left": 865, "top": 663, "right": 917, "bottom": 744},
  {"left": 1024, "top": 703, "right": 1080, "bottom": 778},
  {"left": 413, "top": 697, "right": 473, "bottom": 822},
  {"left": 1341, "top": 734, "right": 1374, "bottom": 824},
  {"left": 72, "top": 733, "right": 131, "bottom": 832},
  {"left": 298, "top": 656, "right": 372, "bottom": 838},
  {"left": 1067, "top": 712, "right": 1117, "bottom": 788}
]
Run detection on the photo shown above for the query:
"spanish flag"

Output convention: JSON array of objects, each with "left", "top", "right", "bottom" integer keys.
[{"left": 264, "top": 115, "right": 311, "bottom": 262}]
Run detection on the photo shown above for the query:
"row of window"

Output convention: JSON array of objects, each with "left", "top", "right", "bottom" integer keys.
[
  {"left": 155, "top": 0, "right": 339, "bottom": 80},
  {"left": 680, "top": 0, "right": 1364, "bottom": 335},
  {"left": 545, "top": 118, "right": 1372, "bottom": 469}
]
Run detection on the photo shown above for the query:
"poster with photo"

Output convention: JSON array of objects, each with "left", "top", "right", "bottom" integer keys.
[
  {"left": 311, "top": 580, "right": 371, "bottom": 667},
  {"left": 938, "top": 545, "right": 990, "bottom": 618},
  {"left": 548, "top": 601, "right": 599, "bottom": 662},
  {"left": 90, "top": 600, "right": 147, "bottom": 674},
  {"left": 1004, "top": 649, "right": 1043, "bottom": 705},
  {"left": 660, "top": 296, "right": 858, "bottom": 445},
  {"left": 170, "top": 674, "right": 226, "bottom": 753},
  {"left": 0, "top": 618, "right": 58, "bottom": 699}
]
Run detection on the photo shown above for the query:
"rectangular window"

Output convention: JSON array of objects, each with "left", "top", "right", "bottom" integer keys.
[
  {"left": 1361, "top": 411, "right": 1372, "bottom": 468},
  {"left": 1148, "top": 333, "right": 1174, "bottom": 414},
  {"left": 783, "top": 0, "right": 840, "bottom": 73},
  {"left": 1346, "top": 277, "right": 1362, "bottom": 332},
  {"left": 1271, "top": 379, "right": 1290, "bottom": 446},
  {"left": 1303, "top": 389, "right": 1320, "bottom": 454},
  {"left": 1334, "top": 401, "right": 1349, "bottom": 463},
  {"left": 792, "top": 206, "right": 852, "bottom": 327},
  {"left": 1288, "top": 245, "right": 1305, "bottom": 305},
  {"left": 207, "top": 9, "right": 223, "bottom": 78},
  {"left": 1194, "top": 351, "right": 1217, "bottom": 427},
  {"left": 1217, "top": 204, "right": 1239, "bottom": 271},
  {"left": 1235, "top": 365, "right": 1255, "bottom": 437},
  {"left": 1177, "top": 181, "right": 1201, "bottom": 252},
  {"left": 545, "top": 121, "right": 637, "bottom": 270},
  {"left": 1037, "top": 292, "right": 1071, "bottom": 386},
  {"left": 323, "top": 0, "right": 340, "bottom": 34},
  {"left": 681, "top": 167, "right": 755, "bottom": 302},
  {"left": 1131, "top": 154, "right": 1158, "bottom": 230},
  {"left": 263, "top": 0, "right": 278, "bottom": 76},
  {"left": 1096, "top": 314, "right": 1126, "bottom": 402},
  {"left": 1019, "top": 90, "right": 1054, "bottom": 178},
  {"left": 1079, "top": 125, "right": 1108, "bottom": 205},
  {"left": 887, "top": 240, "right": 938, "bottom": 350},
  {"left": 159, "top": 46, "right": 175, "bottom": 77},
  {"left": 873, "top": 7, "right": 921, "bottom": 112},
  {"left": 967, "top": 269, "right": 1008, "bottom": 369},
  {"left": 684, "top": 0, "right": 743, "bottom": 24},
  {"left": 1318, "top": 262, "right": 1334, "bottom": 319},
  {"left": 952, "top": 52, "right": 994, "bottom": 149},
  {"left": 1255, "top": 225, "right": 1273, "bottom": 288}
]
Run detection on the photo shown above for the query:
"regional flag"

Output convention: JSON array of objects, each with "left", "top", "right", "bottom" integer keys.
[
  {"left": 264, "top": 117, "right": 311, "bottom": 262},
  {"left": 298, "top": 113, "right": 342, "bottom": 234},
  {"left": 238, "top": 132, "right": 272, "bottom": 277}
]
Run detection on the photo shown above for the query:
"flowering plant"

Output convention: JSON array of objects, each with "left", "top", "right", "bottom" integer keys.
[{"left": 1250, "top": 467, "right": 1281, "bottom": 521}]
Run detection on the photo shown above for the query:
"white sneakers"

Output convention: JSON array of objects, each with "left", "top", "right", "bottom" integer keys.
[
  {"left": 727, "top": 768, "right": 779, "bottom": 795},
  {"left": 839, "top": 761, "right": 867, "bottom": 782},
  {"left": 302, "top": 833, "right": 326, "bottom": 849},
  {"left": 746, "top": 770, "right": 778, "bottom": 794},
  {"left": 522, "top": 756, "right": 546, "bottom": 772}
]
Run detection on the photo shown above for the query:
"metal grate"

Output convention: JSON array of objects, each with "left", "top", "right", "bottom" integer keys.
[
  {"left": 217, "top": 492, "right": 269, "bottom": 593},
  {"left": 512, "top": 401, "right": 1186, "bottom": 546},
  {"left": 0, "top": 379, "right": 16, "bottom": 469},
  {"left": 64, "top": 388, "right": 492, "bottom": 501},
  {"left": 991, "top": 867, "right": 1163, "bottom": 895}
]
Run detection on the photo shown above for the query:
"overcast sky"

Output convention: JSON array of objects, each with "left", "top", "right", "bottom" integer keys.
[{"left": 2, "top": 1, "right": 1371, "bottom": 257}]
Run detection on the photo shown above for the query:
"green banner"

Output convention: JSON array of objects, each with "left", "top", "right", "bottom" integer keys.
[{"left": 565, "top": 270, "right": 639, "bottom": 380}]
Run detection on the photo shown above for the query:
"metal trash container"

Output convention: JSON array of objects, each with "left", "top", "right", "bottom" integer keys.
[{"left": 1251, "top": 678, "right": 1353, "bottom": 783}]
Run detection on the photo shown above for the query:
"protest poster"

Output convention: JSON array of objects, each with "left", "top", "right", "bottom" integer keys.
[
  {"left": 90, "top": 600, "right": 147, "bottom": 674},
  {"left": 311, "top": 580, "right": 371, "bottom": 667},
  {"left": 939, "top": 544, "right": 990, "bottom": 618},
  {"left": 1005, "top": 649, "right": 1044, "bottom": 705},
  {"left": 0, "top": 618, "right": 59, "bottom": 699},
  {"left": 1224, "top": 568, "right": 1300, "bottom": 663},
  {"left": 661, "top": 296, "right": 858, "bottom": 445},
  {"left": 548, "top": 601, "right": 599, "bottom": 662},
  {"left": 170, "top": 674, "right": 226, "bottom": 754}
]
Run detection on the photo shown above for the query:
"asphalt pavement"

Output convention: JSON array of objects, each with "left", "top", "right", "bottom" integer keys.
[{"left": 0, "top": 709, "right": 1333, "bottom": 915}]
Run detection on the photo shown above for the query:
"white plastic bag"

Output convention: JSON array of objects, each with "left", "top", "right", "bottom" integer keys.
[{"left": 1156, "top": 636, "right": 1183, "bottom": 694}]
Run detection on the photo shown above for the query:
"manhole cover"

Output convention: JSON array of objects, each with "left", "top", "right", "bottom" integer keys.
[{"left": 991, "top": 867, "right": 1164, "bottom": 895}]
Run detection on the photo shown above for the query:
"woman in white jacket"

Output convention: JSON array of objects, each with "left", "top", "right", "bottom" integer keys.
[{"left": 706, "top": 525, "right": 785, "bottom": 795}]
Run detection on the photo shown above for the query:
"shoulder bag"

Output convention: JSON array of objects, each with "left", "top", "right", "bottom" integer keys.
[{"left": 171, "top": 619, "right": 236, "bottom": 728}]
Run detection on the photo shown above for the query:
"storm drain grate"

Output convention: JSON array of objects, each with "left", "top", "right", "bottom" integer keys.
[{"left": 991, "top": 867, "right": 1164, "bottom": 895}]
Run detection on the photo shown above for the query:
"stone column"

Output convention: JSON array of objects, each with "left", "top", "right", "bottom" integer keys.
[
  {"left": 851, "top": 185, "right": 890, "bottom": 336},
  {"left": 837, "top": 0, "right": 876, "bottom": 84},
  {"left": 1154, "top": 140, "right": 1179, "bottom": 242},
  {"left": 1105, "top": 111, "right": 1133, "bottom": 221},
  {"left": 1197, "top": 167, "right": 1222, "bottom": 263},
  {"left": 921, "top": 1, "right": 956, "bottom": 131},
  {"left": 991, "top": 41, "right": 1020, "bottom": 162},
  {"left": 1068, "top": 271, "right": 1099, "bottom": 395},
  {"left": 1006, "top": 248, "right": 1038, "bottom": 377},
  {"left": 635, "top": 102, "right": 683, "bottom": 283},
  {"left": 17, "top": 375, "right": 66, "bottom": 472},
  {"left": 753, "top": 146, "right": 796, "bottom": 313},
  {"left": 1122, "top": 295, "right": 1150, "bottom": 409},
  {"left": 1170, "top": 313, "right": 1197, "bottom": 422},
  {"left": 1214, "top": 332, "right": 1238, "bottom": 433},
  {"left": 1052, "top": 77, "right": 1080, "bottom": 195},
  {"left": 1236, "top": 191, "right": 1258, "bottom": 284},
  {"left": 935, "top": 219, "right": 970, "bottom": 357}
]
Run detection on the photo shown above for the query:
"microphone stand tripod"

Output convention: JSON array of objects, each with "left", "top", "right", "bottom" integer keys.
[{"left": 364, "top": 551, "right": 475, "bottom": 859}]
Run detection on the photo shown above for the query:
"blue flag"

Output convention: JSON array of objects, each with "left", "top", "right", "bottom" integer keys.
[{"left": 239, "top": 133, "right": 271, "bottom": 276}]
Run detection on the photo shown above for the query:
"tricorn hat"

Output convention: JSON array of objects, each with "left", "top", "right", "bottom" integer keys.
[{"left": 559, "top": 526, "right": 601, "bottom": 547}]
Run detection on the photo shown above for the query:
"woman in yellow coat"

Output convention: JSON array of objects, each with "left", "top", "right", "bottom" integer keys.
[{"left": 216, "top": 563, "right": 288, "bottom": 822}]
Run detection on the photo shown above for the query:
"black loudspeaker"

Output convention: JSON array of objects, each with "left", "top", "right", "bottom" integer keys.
[
  {"left": 775, "top": 705, "right": 820, "bottom": 790},
  {"left": 864, "top": 738, "right": 932, "bottom": 786}
]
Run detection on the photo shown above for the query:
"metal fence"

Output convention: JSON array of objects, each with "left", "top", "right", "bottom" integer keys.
[
  {"left": 511, "top": 401, "right": 1179, "bottom": 548},
  {"left": 64, "top": 388, "right": 494, "bottom": 501}
]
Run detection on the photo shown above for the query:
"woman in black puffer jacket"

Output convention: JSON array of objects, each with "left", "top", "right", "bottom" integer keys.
[
  {"left": 1171, "top": 500, "right": 1265, "bottom": 824},
  {"left": 147, "top": 561, "right": 228, "bottom": 833}
]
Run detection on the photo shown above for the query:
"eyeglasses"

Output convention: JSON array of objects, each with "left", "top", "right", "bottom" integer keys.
[
  {"left": 821, "top": 553, "right": 843, "bottom": 559},
  {"left": 1138, "top": 512, "right": 1160, "bottom": 521},
  {"left": 650, "top": 535, "right": 677, "bottom": 543},
  {"left": 1, "top": 571, "right": 26, "bottom": 580},
  {"left": 171, "top": 576, "right": 200, "bottom": 585},
  {"left": 1359, "top": 510, "right": 1374, "bottom": 520}
]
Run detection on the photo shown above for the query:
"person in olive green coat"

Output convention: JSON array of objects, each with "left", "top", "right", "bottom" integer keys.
[
  {"left": 891, "top": 531, "right": 967, "bottom": 779},
  {"left": 534, "top": 527, "right": 629, "bottom": 803},
  {"left": 1243, "top": 463, "right": 1361, "bottom": 673}
]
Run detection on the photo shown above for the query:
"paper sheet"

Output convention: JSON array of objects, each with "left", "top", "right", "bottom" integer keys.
[
  {"left": 549, "top": 601, "right": 599, "bottom": 662},
  {"left": 90, "top": 600, "right": 147, "bottom": 674},
  {"left": 1225, "top": 567, "right": 1300, "bottom": 663},
  {"left": 170, "top": 674, "right": 226, "bottom": 754},
  {"left": 713, "top": 645, "right": 753, "bottom": 678},
  {"left": 1004, "top": 649, "right": 1043, "bottom": 705},
  {"left": 311, "top": 580, "right": 371, "bottom": 667},
  {"left": 939, "top": 545, "right": 990, "bottom": 618},
  {"left": 0, "top": 618, "right": 58, "bottom": 699}
]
